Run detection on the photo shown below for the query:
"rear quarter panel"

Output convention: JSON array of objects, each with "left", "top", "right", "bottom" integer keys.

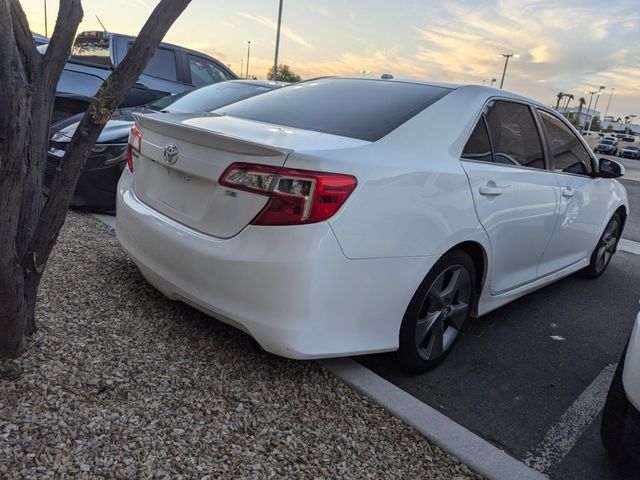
[{"left": 285, "top": 87, "right": 491, "bottom": 260}]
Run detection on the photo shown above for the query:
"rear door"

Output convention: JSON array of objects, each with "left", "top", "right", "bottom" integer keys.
[
  {"left": 460, "top": 100, "right": 560, "bottom": 294},
  {"left": 536, "top": 109, "right": 611, "bottom": 275}
]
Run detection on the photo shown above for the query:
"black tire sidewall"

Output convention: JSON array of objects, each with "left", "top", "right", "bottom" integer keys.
[
  {"left": 398, "top": 250, "right": 477, "bottom": 373},
  {"left": 583, "top": 213, "right": 622, "bottom": 279}
]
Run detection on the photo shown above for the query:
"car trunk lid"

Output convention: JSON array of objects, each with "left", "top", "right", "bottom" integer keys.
[{"left": 132, "top": 112, "right": 367, "bottom": 238}]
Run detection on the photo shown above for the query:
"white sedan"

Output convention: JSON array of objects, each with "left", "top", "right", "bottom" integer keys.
[
  {"left": 116, "top": 77, "right": 628, "bottom": 371},
  {"left": 602, "top": 312, "right": 640, "bottom": 463}
]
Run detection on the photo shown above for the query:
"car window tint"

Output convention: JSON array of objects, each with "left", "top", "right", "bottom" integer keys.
[
  {"left": 188, "top": 55, "right": 233, "bottom": 86},
  {"left": 485, "top": 100, "right": 545, "bottom": 169},
  {"left": 462, "top": 118, "right": 493, "bottom": 162},
  {"left": 218, "top": 78, "right": 452, "bottom": 142},
  {"left": 156, "top": 82, "right": 275, "bottom": 113},
  {"left": 130, "top": 44, "right": 178, "bottom": 81},
  {"left": 70, "top": 32, "right": 111, "bottom": 67},
  {"left": 538, "top": 110, "right": 593, "bottom": 175}
]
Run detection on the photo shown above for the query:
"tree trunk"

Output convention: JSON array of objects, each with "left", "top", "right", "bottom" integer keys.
[{"left": 0, "top": 0, "right": 192, "bottom": 359}]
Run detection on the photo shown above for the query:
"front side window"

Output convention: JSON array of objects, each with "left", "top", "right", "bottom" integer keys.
[
  {"left": 484, "top": 101, "right": 546, "bottom": 169},
  {"left": 461, "top": 118, "right": 493, "bottom": 163},
  {"left": 538, "top": 110, "right": 593, "bottom": 175},
  {"left": 188, "top": 55, "right": 232, "bottom": 86}
]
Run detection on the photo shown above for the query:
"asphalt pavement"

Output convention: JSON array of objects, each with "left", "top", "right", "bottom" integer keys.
[{"left": 359, "top": 166, "right": 640, "bottom": 480}]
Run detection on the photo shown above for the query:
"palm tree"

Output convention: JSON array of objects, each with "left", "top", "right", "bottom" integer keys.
[
  {"left": 577, "top": 97, "right": 586, "bottom": 127},
  {"left": 563, "top": 94, "right": 574, "bottom": 117},
  {"left": 555, "top": 91, "right": 564, "bottom": 110}
]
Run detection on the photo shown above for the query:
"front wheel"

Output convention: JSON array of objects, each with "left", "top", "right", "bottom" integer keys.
[
  {"left": 582, "top": 213, "right": 622, "bottom": 279},
  {"left": 398, "top": 250, "right": 476, "bottom": 372}
]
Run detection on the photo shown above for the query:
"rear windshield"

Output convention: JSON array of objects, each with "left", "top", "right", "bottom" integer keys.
[
  {"left": 217, "top": 78, "right": 452, "bottom": 141},
  {"left": 150, "top": 82, "right": 276, "bottom": 113},
  {"left": 70, "top": 32, "right": 112, "bottom": 68}
]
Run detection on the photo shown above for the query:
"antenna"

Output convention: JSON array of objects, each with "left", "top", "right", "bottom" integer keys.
[{"left": 96, "top": 15, "right": 107, "bottom": 32}]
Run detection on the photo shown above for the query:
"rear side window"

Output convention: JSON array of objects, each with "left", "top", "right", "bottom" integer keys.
[
  {"left": 538, "top": 110, "right": 593, "bottom": 175},
  {"left": 128, "top": 43, "right": 178, "bottom": 81},
  {"left": 462, "top": 119, "right": 493, "bottom": 162},
  {"left": 485, "top": 101, "right": 545, "bottom": 169},
  {"left": 218, "top": 78, "right": 452, "bottom": 141}
]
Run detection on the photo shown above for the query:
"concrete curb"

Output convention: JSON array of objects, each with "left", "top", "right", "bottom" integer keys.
[
  {"left": 320, "top": 358, "right": 547, "bottom": 480},
  {"left": 619, "top": 238, "right": 640, "bottom": 256}
]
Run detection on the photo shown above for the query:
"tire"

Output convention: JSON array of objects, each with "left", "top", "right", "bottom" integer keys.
[
  {"left": 601, "top": 343, "right": 630, "bottom": 462},
  {"left": 582, "top": 213, "right": 622, "bottom": 279},
  {"left": 398, "top": 250, "right": 476, "bottom": 373}
]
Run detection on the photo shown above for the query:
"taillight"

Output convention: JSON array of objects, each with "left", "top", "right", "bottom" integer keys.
[
  {"left": 219, "top": 163, "right": 357, "bottom": 225},
  {"left": 126, "top": 125, "right": 142, "bottom": 172}
]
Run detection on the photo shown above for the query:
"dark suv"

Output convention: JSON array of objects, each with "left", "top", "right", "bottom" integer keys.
[{"left": 46, "top": 31, "right": 237, "bottom": 122}]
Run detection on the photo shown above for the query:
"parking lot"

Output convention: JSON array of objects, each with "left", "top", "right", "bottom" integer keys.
[{"left": 360, "top": 155, "right": 640, "bottom": 479}]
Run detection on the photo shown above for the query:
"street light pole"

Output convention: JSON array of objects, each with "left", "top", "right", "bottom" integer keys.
[
  {"left": 240, "top": 58, "right": 244, "bottom": 79},
  {"left": 604, "top": 87, "right": 615, "bottom": 121},
  {"left": 272, "top": 0, "right": 283, "bottom": 81},
  {"left": 587, "top": 86, "right": 605, "bottom": 131},
  {"left": 490, "top": 78, "right": 497, "bottom": 87},
  {"left": 44, "top": 0, "right": 48, "bottom": 37},
  {"left": 245, "top": 40, "right": 252, "bottom": 79},
  {"left": 497, "top": 53, "right": 519, "bottom": 89},
  {"left": 584, "top": 91, "right": 597, "bottom": 131}
]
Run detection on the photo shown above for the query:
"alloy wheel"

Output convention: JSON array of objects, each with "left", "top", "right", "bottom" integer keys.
[
  {"left": 595, "top": 218, "right": 620, "bottom": 273},
  {"left": 415, "top": 265, "right": 472, "bottom": 361}
]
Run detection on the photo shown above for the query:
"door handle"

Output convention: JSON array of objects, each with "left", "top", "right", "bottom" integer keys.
[
  {"left": 479, "top": 182, "right": 509, "bottom": 196},
  {"left": 561, "top": 187, "right": 574, "bottom": 198}
]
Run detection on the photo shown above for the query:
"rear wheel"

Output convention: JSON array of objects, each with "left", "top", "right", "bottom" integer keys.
[
  {"left": 582, "top": 213, "right": 622, "bottom": 279},
  {"left": 398, "top": 251, "right": 476, "bottom": 372}
]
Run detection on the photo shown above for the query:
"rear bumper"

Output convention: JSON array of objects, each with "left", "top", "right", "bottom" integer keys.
[
  {"left": 116, "top": 170, "right": 434, "bottom": 359},
  {"left": 623, "top": 313, "right": 640, "bottom": 411}
]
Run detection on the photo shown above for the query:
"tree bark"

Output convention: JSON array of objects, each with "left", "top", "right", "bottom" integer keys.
[{"left": 0, "top": 0, "right": 191, "bottom": 359}]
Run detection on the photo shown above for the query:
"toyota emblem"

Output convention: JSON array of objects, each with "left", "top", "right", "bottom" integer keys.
[{"left": 163, "top": 143, "right": 180, "bottom": 165}]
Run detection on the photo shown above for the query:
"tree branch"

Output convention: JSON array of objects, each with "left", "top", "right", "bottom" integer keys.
[
  {"left": 27, "top": 0, "right": 192, "bottom": 271},
  {"left": 9, "top": 0, "right": 41, "bottom": 82},
  {"left": 43, "top": 0, "right": 83, "bottom": 91}
]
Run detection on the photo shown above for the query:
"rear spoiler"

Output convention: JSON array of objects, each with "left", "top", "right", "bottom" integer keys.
[{"left": 133, "top": 112, "right": 292, "bottom": 157}]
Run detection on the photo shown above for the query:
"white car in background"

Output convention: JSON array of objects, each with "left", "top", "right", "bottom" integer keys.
[
  {"left": 602, "top": 313, "right": 640, "bottom": 463},
  {"left": 116, "top": 77, "right": 628, "bottom": 372}
]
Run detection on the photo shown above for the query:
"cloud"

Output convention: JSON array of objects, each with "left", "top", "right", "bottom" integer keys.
[
  {"left": 307, "top": 5, "right": 332, "bottom": 18},
  {"left": 237, "top": 12, "right": 312, "bottom": 49}
]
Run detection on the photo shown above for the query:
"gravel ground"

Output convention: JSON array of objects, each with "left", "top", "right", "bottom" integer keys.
[{"left": 0, "top": 212, "right": 482, "bottom": 479}]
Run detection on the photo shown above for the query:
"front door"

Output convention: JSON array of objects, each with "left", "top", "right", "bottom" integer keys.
[
  {"left": 535, "top": 109, "right": 611, "bottom": 276},
  {"left": 460, "top": 100, "right": 560, "bottom": 294}
]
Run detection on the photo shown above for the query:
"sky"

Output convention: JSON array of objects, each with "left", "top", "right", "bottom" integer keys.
[{"left": 20, "top": 0, "right": 640, "bottom": 119}]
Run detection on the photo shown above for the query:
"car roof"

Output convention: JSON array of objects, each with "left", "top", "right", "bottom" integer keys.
[{"left": 312, "top": 76, "right": 546, "bottom": 109}]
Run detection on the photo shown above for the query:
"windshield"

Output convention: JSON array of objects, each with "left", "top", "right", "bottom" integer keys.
[
  {"left": 149, "top": 82, "right": 277, "bottom": 113},
  {"left": 602, "top": 140, "right": 614, "bottom": 144},
  {"left": 217, "top": 78, "right": 452, "bottom": 142}
]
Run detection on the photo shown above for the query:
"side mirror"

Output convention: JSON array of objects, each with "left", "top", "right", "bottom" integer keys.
[{"left": 597, "top": 158, "right": 624, "bottom": 178}]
